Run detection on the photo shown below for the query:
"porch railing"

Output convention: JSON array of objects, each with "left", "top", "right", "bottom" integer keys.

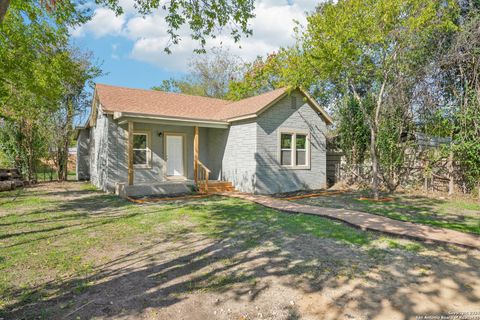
[{"left": 195, "top": 160, "right": 211, "bottom": 193}]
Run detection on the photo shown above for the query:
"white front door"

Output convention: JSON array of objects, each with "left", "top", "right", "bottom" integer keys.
[{"left": 166, "top": 135, "right": 185, "bottom": 177}]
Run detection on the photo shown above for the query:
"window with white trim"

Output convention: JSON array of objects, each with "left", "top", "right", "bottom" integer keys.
[
  {"left": 133, "top": 132, "right": 151, "bottom": 167},
  {"left": 280, "top": 134, "right": 293, "bottom": 165},
  {"left": 279, "top": 132, "right": 309, "bottom": 167},
  {"left": 296, "top": 134, "right": 307, "bottom": 166}
]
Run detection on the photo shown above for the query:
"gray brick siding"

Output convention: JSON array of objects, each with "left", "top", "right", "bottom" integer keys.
[
  {"left": 81, "top": 90, "right": 328, "bottom": 195},
  {"left": 221, "top": 119, "right": 257, "bottom": 193},
  {"left": 76, "top": 128, "right": 90, "bottom": 180},
  {"left": 255, "top": 90, "right": 327, "bottom": 193}
]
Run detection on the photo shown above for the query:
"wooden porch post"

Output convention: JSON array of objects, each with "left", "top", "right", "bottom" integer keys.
[
  {"left": 128, "top": 121, "right": 134, "bottom": 185},
  {"left": 194, "top": 126, "right": 199, "bottom": 184}
]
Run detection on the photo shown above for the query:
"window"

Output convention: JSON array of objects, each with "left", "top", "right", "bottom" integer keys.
[
  {"left": 133, "top": 132, "right": 150, "bottom": 167},
  {"left": 279, "top": 132, "right": 309, "bottom": 168},
  {"left": 296, "top": 134, "right": 307, "bottom": 166},
  {"left": 280, "top": 134, "right": 293, "bottom": 165}
]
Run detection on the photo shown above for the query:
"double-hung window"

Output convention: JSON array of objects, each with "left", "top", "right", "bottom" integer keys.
[
  {"left": 133, "top": 132, "right": 151, "bottom": 168},
  {"left": 279, "top": 131, "right": 309, "bottom": 168}
]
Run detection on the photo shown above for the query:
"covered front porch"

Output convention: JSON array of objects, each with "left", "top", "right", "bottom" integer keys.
[{"left": 112, "top": 112, "right": 232, "bottom": 197}]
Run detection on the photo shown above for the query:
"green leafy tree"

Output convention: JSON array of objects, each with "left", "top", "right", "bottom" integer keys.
[
  {"left": 153, "top": 48, "right": 244, "bottom": 98},
  {"left": 0, "top": 6, "right": 100, "bottom": 179},
  {"left": 226, "top": 47, "right": 314, "bottom": 100},
  {"left": 227, "top": 53, "right": 284, "bottom": 100},
  {"left": 336, "top": 96, "right": 370, "bottom": 166},
  {"left": 441, "top": 8, "right": 480, "bottom": 197},
  {"left": 0, "top": 0, "right": 255, "bottom": 52},
  {"left": 49, "top": 49, "right": 102, "bottom": 181},
  {"left": 298, "top": 0, "right": 458, "bottom": 198}
]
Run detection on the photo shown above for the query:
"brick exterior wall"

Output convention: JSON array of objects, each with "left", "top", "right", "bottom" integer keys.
[
  {"left": 254, "top": 90, "right": 327, "bottom": 193},
  {"left": 78, "top": 90, "right": 328, "bottom": 194}
]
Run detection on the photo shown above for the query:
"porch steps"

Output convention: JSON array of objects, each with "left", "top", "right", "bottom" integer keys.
[{"left": 199, "top": 180, "right": 235, "bottom": 193}]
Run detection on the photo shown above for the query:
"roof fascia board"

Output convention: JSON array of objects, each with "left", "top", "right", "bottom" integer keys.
[
  {"left": 116, "top": 113, "right": 229, "bottom": 129},
  {"left": 226, "top": 113, "right": 258, "bottom": 123}
]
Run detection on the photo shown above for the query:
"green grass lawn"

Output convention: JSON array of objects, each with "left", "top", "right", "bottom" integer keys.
[
  {"left": 0, "top": 182, "right": 432, "bottom": 318},
  {"left": 294, "top": 191, "right": 480, "bottom": 235}
]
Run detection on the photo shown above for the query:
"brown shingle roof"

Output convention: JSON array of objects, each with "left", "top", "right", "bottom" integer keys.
[
  {"left": 96, "top": 84, "right": 229, "bottom": 121},
  {"left": 216, "top": 87, "right": 288, "bottom": 120},
  {"left": 94, "top": 83, "right": 332, "bottom": 124}
]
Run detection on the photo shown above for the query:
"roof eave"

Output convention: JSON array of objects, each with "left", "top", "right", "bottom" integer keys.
[
  {"left": 225, "top": 113, "right": 258, "bottom": 123},
  {"left": 113, "top": 111, "right": 229, "bottom": 129}
]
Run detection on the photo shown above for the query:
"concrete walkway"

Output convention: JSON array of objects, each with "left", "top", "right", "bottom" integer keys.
[{"left": 220, "top": 192, "right": 480, "bottom": 249}]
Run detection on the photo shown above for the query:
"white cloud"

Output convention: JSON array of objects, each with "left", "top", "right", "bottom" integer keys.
[
  {"left": 72, "top": 0, "right": 319, "bottom": 71},
  {"left": 71, "top": 8, "right": 125, "bottom": 38}
]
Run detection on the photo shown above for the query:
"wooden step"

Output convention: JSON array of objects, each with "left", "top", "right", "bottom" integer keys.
[
  {"left": 198, "top": 180, "right": 235, "bottom": 193},
  {"left": 208, "top": 181, "right": 233, "bottom": 187}
]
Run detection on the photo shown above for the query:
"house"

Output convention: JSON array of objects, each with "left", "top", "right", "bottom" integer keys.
[{"left": 76, "top": 84, "right": 332, "bottom": 197}]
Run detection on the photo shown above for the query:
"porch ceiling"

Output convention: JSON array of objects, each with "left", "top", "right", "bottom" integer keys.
[{"left": 115, "top": 112, "right": 229, "bottom": 129}]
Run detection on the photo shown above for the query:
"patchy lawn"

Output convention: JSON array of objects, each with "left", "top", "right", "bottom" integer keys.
[
  {"left": 292, "top": 191, "right": 480, "bottom": 235},
  {"left": 0, "top": 183, "right": 479, "bottom": 319}
]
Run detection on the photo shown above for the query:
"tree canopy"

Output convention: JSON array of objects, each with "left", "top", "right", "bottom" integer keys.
[
  {"left": 153, "top": 48, "right": 245, "bottom": 98},
  {"left": 228, "top": 0, "right": 480, "bottom": 198},
  {"left": 0, "top": 0, "right": 256, "bottom": 52}
]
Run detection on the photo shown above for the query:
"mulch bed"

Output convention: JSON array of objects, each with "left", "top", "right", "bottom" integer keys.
[{"left": 272, "top": 189, "right": 347, "bottom": 200}]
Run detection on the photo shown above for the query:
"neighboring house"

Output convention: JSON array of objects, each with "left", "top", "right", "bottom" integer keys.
[{"left": 76, "top": 84, "right": 332, "bottom": 196}]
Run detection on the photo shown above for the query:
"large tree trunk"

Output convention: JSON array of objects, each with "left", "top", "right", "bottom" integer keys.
[
  {"left": 369, "top": 126, "right": 380, "bottom": 200},
  {"left": 0, "top": 0, "right": 10, "bottom": 24}
]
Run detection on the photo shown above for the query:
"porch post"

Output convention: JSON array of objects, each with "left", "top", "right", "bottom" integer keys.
[
  {"left": 128, "top": 121, "right": 134, "bottom": 185},
  {"left": 194, "top": 126, "right": 199, "bottom": 184}
]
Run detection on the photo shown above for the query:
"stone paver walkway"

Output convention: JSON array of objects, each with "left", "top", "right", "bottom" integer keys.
[{"left": 219, "top": 192, "right": 480, "bottom": 249}]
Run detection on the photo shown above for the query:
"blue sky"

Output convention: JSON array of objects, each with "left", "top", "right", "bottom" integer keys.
[
  {"left": 72, "top": 35, "right": 181, "bottom": 89},
  {"left": 71, "top": 0, "right": 318, "bottom": 90}
]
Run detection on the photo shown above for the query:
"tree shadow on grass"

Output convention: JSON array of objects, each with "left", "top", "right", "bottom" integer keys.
[
  {"left": 1, "top": 198, "right": 480, "bottom": 320},
  {"left": 0, "top": 193, "right": 162, "bottom": 250},
  {"left": 296, "top": 191, "right": 480, "bottom": 235}
]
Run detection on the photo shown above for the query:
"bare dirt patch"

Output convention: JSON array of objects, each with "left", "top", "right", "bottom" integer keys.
[{"left": 1, "top": 182, "right": 479, "bottom": 320}]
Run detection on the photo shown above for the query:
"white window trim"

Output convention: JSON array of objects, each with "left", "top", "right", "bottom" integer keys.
[
  {"left": 132, "top": 131, "right": 152, "bottom": 169},
  {"left": 278, "top": 130, "right": 311, "bottom": 169}
]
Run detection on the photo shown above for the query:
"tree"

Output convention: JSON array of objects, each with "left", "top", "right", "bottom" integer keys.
[
  {"left": 153, "top": 48, "right": 244, "bottom": 98},
  {"left": 298, "top": 0, "right": 458, "bottom": 199},
  {"left": 48, "top": 49, "right": 101, "bottom": 181},
  {"left": 0, "top": 6, "right": 100, "bottom": 180},
  {"left": 0, "top": 0, "right": 255, "bottom": 53},
  {"left": 336, "top": 96, "right": 370, "bottom": 167},
  {"left": 439, "top": 7, "right": 480, "bottom": 198},
  {"left": 227, "top": 47, "right": 315, "bottom": 100},
  {"left": 227, "top": 53, "right": 284, "bottom": 100}
]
